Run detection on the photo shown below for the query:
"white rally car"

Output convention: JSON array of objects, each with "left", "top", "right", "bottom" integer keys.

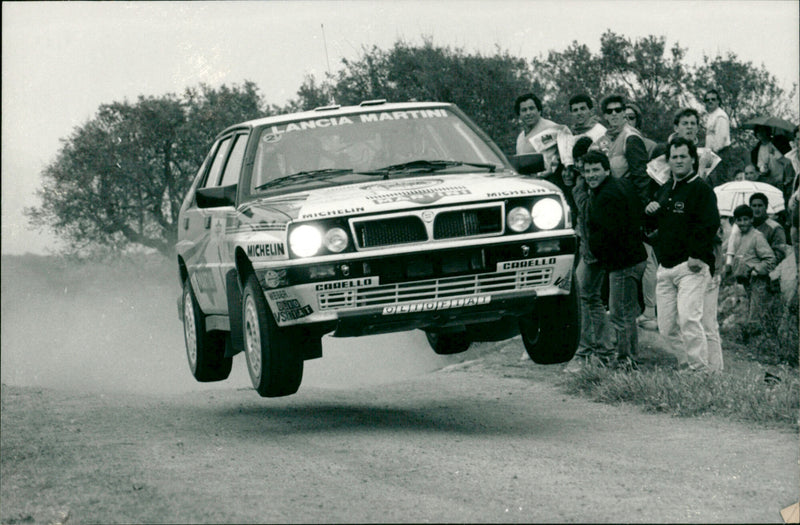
[{"left": 177, "top": 100, "right": 578, "bottom": 397}]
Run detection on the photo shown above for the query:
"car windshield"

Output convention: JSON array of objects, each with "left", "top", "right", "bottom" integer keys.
[{"left": 249, "top": 108, "right": 505, "bottom": 193}]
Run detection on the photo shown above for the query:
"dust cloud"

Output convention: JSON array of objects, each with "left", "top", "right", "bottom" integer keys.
[{"left": 1, "top": 255, "right": 463, "bottom": 396}]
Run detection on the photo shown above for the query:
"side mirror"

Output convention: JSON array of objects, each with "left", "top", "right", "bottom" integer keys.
[
  {"left": 510, "top": 153, "right": 546, "bottom": 176},
  {"left": 196, "top": 184, "right": 237, "bottom": 208}
]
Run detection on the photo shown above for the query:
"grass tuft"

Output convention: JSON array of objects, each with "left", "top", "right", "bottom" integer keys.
[{"left": 559, "top": 363, "right": 799, "bottom": 429}]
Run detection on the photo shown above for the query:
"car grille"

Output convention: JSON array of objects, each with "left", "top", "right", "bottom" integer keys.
[
  {"left": 354, "top": 216, "right": 427, "bottom": 248},
  {"left": 351, "top": 204, "right": 504, "bottom": 249},
  {"left": 433, "top": 207, "right": 502, "bottom": 239},
  {"left": 317, "top": 268, "right": 552, "bottom": 310}
]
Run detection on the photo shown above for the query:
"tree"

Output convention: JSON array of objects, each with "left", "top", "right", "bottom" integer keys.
[
  {"left": 26, "top": 82, "right": 266, "bottom": 257},
  {"left": 297, "top": 40, "right": 539, "bottom": 154},
  {"left": 531, "top": 31, "right": 697, "bottom": 142},
  {"left": 692, "top": 52, "right": 799, "bottom": 146},
  {"left": 530, "top": 41, "right": 606, "bottom": 125}
]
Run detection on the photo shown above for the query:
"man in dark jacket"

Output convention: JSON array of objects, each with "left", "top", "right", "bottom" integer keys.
[
  {"left": 582, "top": 150, "right": 648, "bottom": 368},
  {"left": 645, "top": 137, "right": 720, "bottom": 372}
]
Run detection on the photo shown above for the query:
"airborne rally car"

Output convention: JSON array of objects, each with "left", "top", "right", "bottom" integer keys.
[{"left": 177, "top": 101, "right": 578, "bottom": 397}]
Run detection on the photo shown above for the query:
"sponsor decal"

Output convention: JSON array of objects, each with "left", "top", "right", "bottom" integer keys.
[
  {"left": 267, "top": 289, "right": 289, "bottom": 300},
  {"left": 276, "top": 302, "right": 314, "bottom": 322},
  {"left": 262, "top": 269, "right": 287, "bottom": 288},
  {"left": 382, "top": 295, "right": 491, "bottom": 315},
  {"left": 361, "top": 178, "right": 471, "bottom": 205},
  {"left": 362, "top": 179, "right": 443, "bottom": 192},
  {"left": 261, "top": 109, "right": 448, "bottom": 139},
  {"left": 486, "top": 187, "right": 548, "bottom": 198},
  {"left": 315, "top": 277, "right": 379, "bottom": 291},
  {"left": 358, "top": 109, "right": 448, "bottom": 122},
  {"left": 300, "top": 207, "right": 365, "bottom": 219},
  {"left": 246, "top": 242, "right": 286, "bottom": 258},
  {"left": 498, "top": 257, "right": 557, "bottom": 271}
]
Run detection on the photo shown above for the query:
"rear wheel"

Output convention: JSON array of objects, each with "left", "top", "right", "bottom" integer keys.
[
  {"left": 518, "top": 283, "right": 580, "bottom": 364},
  {"left": 425, "top": 330, "right": 471, "bottom": 355},
  {"left": 182, "top": 279, "right": 232, "bottom": 382},
  {"left": 242, "top": 274, "right": 304, "bottom": 397}
]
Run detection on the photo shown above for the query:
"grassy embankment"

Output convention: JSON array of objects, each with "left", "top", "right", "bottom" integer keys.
[{"left": 554, "top": 279, "right": 799, "bottom": 430}]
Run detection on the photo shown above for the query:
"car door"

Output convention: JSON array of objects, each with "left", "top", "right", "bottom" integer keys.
[
  {"left": 206, "top": 132, "right": 248, "bottom": 310},
  {"left": 184, "top": 135, "right": 238, "bottom": 314}
]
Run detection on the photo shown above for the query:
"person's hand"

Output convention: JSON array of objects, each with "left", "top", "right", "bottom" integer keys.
[
  {"left": 723, "top": 263, "right": 732, "bottom": 278},
  {"left": 687, "top": 257, "right": 704, "bottom": 273},
  {"left": 645, "top": 202, "right": 661, "bottom": 215}
]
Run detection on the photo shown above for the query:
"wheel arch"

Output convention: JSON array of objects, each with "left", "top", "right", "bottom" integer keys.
[
  {"left": 225, "top": 247, "right": 254, "bottom": 357},
  {"left": 178, "top": 255, "right": 189, "bottom": 287}
]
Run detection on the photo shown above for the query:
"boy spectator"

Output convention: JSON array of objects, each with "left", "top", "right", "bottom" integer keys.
[
  {"left": 751, "top": 192, "right": 787, "bottom": 264},
  {"left": 726, "top": 193, "right": 788, "bottom": 264},
  {"left": 724, "top": 204, "right": 777, "bottom": 330}
]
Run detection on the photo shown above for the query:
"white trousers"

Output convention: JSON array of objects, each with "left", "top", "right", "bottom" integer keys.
[{"left": 656, "top": 261, "right": 710, "bottom": 371}]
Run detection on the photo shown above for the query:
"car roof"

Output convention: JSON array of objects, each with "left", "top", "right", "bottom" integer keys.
[{"left": 217, "top": 100, "right": 454, "bottom": 137}]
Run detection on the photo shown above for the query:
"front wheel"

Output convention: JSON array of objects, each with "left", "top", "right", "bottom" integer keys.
[
  {"left": 242, "top": 274, "right": 304, "bottom": 397},
  {"left": 425, "top": 330, "right": 471, "bottom": 355},
  {"left": 518, "top": 283, "right": 580, "bottom": 364},
  {"left": 182, "top": 279, "right": 232, "bottom": 382}
]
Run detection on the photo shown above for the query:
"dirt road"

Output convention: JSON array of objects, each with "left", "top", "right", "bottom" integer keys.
[{"left": 1, "top": 256, "right": 797, "bottom": 523}]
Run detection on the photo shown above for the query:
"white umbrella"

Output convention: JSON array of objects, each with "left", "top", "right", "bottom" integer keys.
[{"left": 713, "top": 180, "right": 785, "bottom": 217}]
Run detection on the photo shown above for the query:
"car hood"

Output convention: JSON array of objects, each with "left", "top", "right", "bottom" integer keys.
[{"left": 241, "top": 172, "right": 562, "bottom": 223}]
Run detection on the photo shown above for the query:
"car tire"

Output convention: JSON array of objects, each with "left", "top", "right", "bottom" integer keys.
[
  {"left": 518, "top": 282, "right": 580, "bottom": 364},
  {"left": 242, "top": 274, "right": 304, "bottom": 397},
  {"left": 182, "top": 278, "right": 233, "bottom": 382},
  {"left": 425, "top": 330, "right": 471, "bottom": 355}
]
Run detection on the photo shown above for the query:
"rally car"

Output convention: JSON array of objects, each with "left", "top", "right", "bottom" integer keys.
[{"left": 176, "top": 100, "right": 578, "bottom": 397}]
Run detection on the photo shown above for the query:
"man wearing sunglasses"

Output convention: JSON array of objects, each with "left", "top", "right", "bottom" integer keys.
[
  {"left": 703, "top": 89, "right": 731, "bottom": 182},
  {"left": 703, "top": 90, "right": 731, "bottom": 157},
  {"left": 596, "top": 94, "right": 651, "bottom": 208}
]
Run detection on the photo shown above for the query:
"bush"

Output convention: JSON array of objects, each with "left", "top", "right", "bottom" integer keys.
[{"left": 718, "top": 280, "right": 799, "bottom": 367}]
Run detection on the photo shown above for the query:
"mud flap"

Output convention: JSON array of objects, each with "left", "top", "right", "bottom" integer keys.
[{"left": 225, "top": 270, "right": 244, "bottom": 357}]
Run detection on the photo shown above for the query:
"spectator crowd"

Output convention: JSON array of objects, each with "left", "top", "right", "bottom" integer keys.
[{"left": 512, "top": 90, "right": 800, "bottom": 373}]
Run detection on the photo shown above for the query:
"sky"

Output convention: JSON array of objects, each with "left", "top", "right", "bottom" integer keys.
[{"left": 2, "top": 0, "right": 799, "bottom": 255}]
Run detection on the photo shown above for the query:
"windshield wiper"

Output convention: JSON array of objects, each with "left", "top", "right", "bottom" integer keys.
[
  {"left": 363, "top": 159, "right": 497, "bottom": 175},
  {"left": 254, "top": 168, "right": 354, "bottom": 190}
]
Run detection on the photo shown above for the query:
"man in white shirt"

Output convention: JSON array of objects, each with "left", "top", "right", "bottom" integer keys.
[
  {"left": 514, "top": 93, "right": 573, "bottom": 177},
  {"left": 703, "top": 89, "right": 731, "bottom": 185}
]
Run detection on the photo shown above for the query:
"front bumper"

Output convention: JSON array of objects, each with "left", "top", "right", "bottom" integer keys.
[{"left": 257, "top": 236, "right": 576, "bottom": 334}]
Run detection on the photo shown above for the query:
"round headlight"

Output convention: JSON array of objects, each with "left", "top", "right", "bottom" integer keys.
[
  {"left": 531, "top": 198, "right": 563, "bottom": 230},
  {"left": 289, "top": 225, "right": 322, "bottom": 257},
  {"left": 507, "top": 206, "right": 532, "bottom": 232},
  {"left": 323, "top": 227, "right": 349, "bottom": 253}
]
